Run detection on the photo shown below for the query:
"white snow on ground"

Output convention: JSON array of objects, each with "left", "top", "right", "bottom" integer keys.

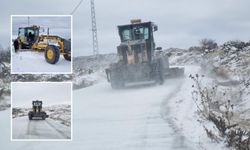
[
  {"left": 73, "top": 70, "right": 106, "bottom": 89},
  {"left": 12, "top": 116, "right": 71, "bottom": 140},
  {"left": 0, "top": 66, "right": 225, "bottom": 149},
  {"left": 11, "top": 51, "right": 71, "bottom": 73},
  {"left": 164, "top": 66, "right": 226, "bottom": 149}
]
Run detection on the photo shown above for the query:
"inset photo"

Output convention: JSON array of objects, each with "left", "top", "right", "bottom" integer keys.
[
  {"left": 11, "top": 82, "right": 72, "bottom": 141},
  {"left": 11, "top": 15, "right": 72, "bottom": 74}
]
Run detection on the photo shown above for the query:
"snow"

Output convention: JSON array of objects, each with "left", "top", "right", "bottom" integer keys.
[
  {"left": 11, "top": 51, "right": 71, "bottom": 73},
  {"left": 12, "top": 117, "right": 71, "bottom": 140},
  {"left": 0, "top": 66, "right": 225, "bottom": 149}
]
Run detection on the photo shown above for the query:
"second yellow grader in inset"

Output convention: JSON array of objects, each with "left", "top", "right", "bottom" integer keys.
[{"left": 13, "top": 25, "right": 71, "bottom": 64}]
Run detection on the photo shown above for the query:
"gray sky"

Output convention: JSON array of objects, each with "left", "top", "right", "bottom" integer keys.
[
  {"left": 12, "top": 82, "right": 71, "bottom": 107},
  {"left": 12, "top": 16, "right": 71, "bottom": 39},
  {"left": 1, "top": 0, "right": 250, "bottom": 56}
]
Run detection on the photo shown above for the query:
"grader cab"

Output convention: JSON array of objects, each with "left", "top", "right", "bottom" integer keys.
[
  {"left": 13, "top": 25, "right": 71, "bottom": 64},
  {"left": 106, "top": 19, "right": 184, "bottom": 89}
]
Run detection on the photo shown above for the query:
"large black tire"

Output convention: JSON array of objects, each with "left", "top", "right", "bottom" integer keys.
[
  {"left": 13, "top": 39, "right": 20, "bottom": 52},
  {"left": 110, "top": 64, "right": 124, "bottom": 89},
  {"left": 45, "top": 45, "right": 60, "bottom": 64},
  {"left": 110, "top": 77, "right": 124, "bottom": 89},
  {"left": 63, "top": 53, "right": 71, "bottom": 61},
  {"left": 28, "top": 115, "right": 32, "bottom": 120},
  {"left": 155, "top": 59, "right": 164, "bottom": 85}
]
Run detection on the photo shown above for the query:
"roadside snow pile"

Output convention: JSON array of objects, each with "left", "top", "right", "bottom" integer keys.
[
  {"left": 165, "top": 40, "right": 250, "bottom": 149},
  {"left": 46, "top": 105, "right": 71, "bottom": 127},
  {"left": 166, "top": 48, "right": 203, "bottom": 65},
  {"left": 166, "top": 40, "right": 250, "bottom": 79},
  {"left": 206, "top": 41, "right": 250, "bottom": 79},
  {"left": 189, "top": 74, "right": 250, "bottom": 149},
  {"left": 73, "top": 53, "right": 117, "bottom": 89},
  {"left": 73, "top": 70, "right": 106, "bottom": 90},
  {"left": 12, "top": 104, "right": 71, "bottom": 127},
  {"left": 162, "top": 66, "right": 226, "bottom": 149}
]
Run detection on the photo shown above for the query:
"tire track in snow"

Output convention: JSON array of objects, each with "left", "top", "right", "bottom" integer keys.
[
  {"left": 13, "top": 116, "right": 70, "bottom": 140},
  {"left": 160, "top": 77, "right": 193, "bottom": 149},
  {"left": 45, "top": 119, "right": 70, "bottom": 139},
  {"left": 139, "top": 78, "right": 190, "bottom": 150}
]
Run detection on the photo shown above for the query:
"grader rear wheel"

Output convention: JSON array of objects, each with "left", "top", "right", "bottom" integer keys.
[{"left": 45, "top": 45, "right": 60, "bottom": 64}]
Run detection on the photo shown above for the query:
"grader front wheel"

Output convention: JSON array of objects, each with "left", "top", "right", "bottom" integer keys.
[
  {"left": 45, "top": 45, "right": 60, "bottom": 64},
  {"left": 63, "top": 54, "right": 71, "bottom": 61}
]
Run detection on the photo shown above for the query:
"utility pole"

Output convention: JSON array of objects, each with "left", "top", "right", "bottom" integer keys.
[{"left": 90, "top": 0, "right": 99, "bottom": 58}]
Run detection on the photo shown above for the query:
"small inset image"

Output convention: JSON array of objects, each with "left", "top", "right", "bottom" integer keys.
[
  {"left": 11, "top": 82, "right": 72, "bottom": 141},
  {"left": 11, "top": 15, "right": 72, "bottom": 74}
]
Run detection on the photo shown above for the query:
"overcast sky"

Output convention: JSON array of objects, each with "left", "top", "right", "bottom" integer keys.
[
  {"left": 12, "top": 16, "right": 71, "bottom": 39},
  {"left": 12, "top": 82, "right": 71, "bottom": 107},
  {"left": 0, "top": 0, "right": 250, "bottom": 56}
]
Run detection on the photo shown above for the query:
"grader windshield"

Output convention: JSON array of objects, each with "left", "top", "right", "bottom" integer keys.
[
  {"left": 120, "top": 25, "right": 149, "bottom": 42},
  {"left": 18, "top": 26, "right": 39, "bottom": 43},
  {"left": 32, "top": 100, "right": 42, "bottom": 107}
]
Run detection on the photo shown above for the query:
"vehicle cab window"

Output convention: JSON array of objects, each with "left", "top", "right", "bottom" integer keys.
[
  {"left": 18, "top": 28, "right": 25, "bottom": 36},
  {"left": 121, "top": 29, "right": 131, "bottom": 41}
]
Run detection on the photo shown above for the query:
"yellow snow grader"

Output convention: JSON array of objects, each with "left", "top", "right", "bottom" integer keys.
[
  {"left": 106, "top": 19, "right": 184, "bottom": 89},
  {"left": 13, "top": 25, "right": 71, "bottom": 64},
  {"left": 28, "top": 100, "right": 49, "bottom": 120}
]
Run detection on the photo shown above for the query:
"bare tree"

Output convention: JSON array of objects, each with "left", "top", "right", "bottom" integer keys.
[{"left": 200, "top": 38, "right": 218, "bottom": 50}]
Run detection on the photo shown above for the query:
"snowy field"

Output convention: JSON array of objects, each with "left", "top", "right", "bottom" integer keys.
[
  {"left": 0, "top": 66, "right": 227, "bottom": 149},
  {"left": 11, "top": 51, "right": 71, "bottom": 73}
]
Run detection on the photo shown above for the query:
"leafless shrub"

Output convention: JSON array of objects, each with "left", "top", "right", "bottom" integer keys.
[
  {"left": 227, "top": 128, "right": 250, "bottom": 149},
  {"left": 188, "top": 46, "right": 202, "bottom": 52},
  {"left": 222, "top": 40, "right": 247, "bottom": 51},
  {"left": 190, "top": 74, "right": 250, "bottom": 150},
  {"left": 203, "top": 125, "right": 221, "bottom": 143},
  {"left": 200, "top": 38, "right": 218, "bottom": 51},
  {"left": 190, "top": 74, "right": 217, "bottom": 119}
]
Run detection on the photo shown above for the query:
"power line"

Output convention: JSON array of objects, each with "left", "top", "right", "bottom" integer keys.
[{"left": 71, "top": 0, "right": 84, "bottom": 15}]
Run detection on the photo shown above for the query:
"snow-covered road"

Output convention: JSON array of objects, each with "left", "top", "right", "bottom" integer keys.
[
  {"left": 74, "top": 78, "right": 192, "bottom": 149},
  {"left": 0, "top": 66, "right": 222, "bottom": 149},
  {"left": 12, "top": 117, "right": 71, "bottom": 140}
]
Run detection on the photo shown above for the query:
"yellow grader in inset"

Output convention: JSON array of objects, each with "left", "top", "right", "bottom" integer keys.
[{"left": 13, "top": 25, "right": 71, "bottom": 64}]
